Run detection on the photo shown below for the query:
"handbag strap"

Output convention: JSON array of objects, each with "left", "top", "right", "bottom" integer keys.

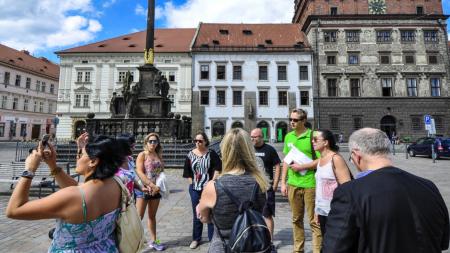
[
  {"left": 113, "top": 176, "right": 130, "bottom": 211},
  {"left": 330, "top": 154, "right": 354, "bottom": 185}
]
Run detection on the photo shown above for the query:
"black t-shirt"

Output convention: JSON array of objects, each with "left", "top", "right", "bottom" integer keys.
[{"left": 254, "top": 143, "right": 281, "bottom": 181}]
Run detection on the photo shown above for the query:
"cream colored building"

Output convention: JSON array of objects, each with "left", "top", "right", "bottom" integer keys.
[
  {"left": 55, "top": 29, "right": 195, "bottom": 139},
  {"left": 0, "top": 44, "right": 59, "bottom": 141}
]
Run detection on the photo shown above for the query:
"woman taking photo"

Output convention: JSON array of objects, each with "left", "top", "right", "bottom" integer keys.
[
  {"left": 290, "top": 129, "right": 352, "bottom": 237},
  {"left": 183, "top": 131, "right": 222, "bottom": 249},
  {"left": 135, "top": 133, "right": 166, "bottom": 251},
  {"left": 6, "top": 134, "right": 124, "bottom": 252},
  {"left": 196, "top": 128, "right": 269, "bottom": 253}
]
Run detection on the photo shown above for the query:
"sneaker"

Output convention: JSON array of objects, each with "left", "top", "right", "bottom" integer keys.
[
  {"left": 189, "top": 240, "right": 199, "bottom": 249},
  {"left": 149, "top": 240, "right": 166, "bottom": 251}
]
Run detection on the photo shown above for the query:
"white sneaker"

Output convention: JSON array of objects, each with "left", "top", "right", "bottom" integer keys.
[{"left": 189, "top": 240, "right": 199, "bottom": 249}]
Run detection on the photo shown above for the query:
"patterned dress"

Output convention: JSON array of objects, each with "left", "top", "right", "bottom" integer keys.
[{"left": 48, "top": 187, "right": 120, "bottom": 252}]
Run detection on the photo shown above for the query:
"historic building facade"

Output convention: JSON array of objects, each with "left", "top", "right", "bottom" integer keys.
[
  {"left": 293, "top": 0, "right": 450, "bottom": 140},
  {"left": 0, "top": 44, "right": 59, "bottom": 141},
  {"left": 55, "top": 29, "right": 195, "bottom": 139},
  {"left": 191, "top": 23, "right": 313, "bottom": 141}
]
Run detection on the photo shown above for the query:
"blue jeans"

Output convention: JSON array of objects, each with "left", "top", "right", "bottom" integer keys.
[{"left": 189, "top": 184, "right": 213, "bottom": 241}]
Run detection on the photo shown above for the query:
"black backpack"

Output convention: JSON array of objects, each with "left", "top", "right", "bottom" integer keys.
[{"left": 213, "top": 180, "right": 272, "bottom": 253}]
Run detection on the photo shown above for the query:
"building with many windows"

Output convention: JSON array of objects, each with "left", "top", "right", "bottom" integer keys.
[
  {"left": 55, "top": 28, "right": 195, "bottom": 139},
  {"left": 191, "top": 23, "right": 313, "bottom": 141},
  {"left": 0, "top": 44, "right": 59, "bottom": 141},
  {"left": 293, "top": 0, "right": 450, "bottom": 140}
]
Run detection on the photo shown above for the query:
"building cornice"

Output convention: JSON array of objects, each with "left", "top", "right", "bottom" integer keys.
[{"left": 0, "top": 61, "right": 59, "bottom": 81}]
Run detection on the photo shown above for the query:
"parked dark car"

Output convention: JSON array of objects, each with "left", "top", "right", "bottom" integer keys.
[{"left": 407, "top": 137, "right": 450, "bottom": 159}]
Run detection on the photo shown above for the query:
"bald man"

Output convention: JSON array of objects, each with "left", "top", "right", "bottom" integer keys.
[{"left": 251, "top": 128, "right": 281, "bottom": 249}]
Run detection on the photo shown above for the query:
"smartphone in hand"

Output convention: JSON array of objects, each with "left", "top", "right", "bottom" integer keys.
[{"left": 41, "top": 134, "right": 52, "bottom": 159}]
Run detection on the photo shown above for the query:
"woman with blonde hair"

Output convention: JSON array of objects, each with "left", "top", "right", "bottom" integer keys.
[
  {"left": 196, "top": 128, "right": 269, "bottom": 253},
  {"left": 135, "top": 133, "right": 166, "bottom": 251}
]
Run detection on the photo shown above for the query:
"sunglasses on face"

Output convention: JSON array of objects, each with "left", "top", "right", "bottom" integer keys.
[
  {"left": 250, "top": 136, "right": 262, "bottom": 139},
  {"left": 289, "top": 117, "right": 305, "bottom": 123},
  {"left": 147, "top": 140, "right": 159, "bottom": 145},
  {"left": 194, "top": 139, "right": 204, "bottom": 144}
]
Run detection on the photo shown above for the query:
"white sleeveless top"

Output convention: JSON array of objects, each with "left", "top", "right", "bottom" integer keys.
[{"left": 315, "top": 158, "right": 338, "bottom": 216}]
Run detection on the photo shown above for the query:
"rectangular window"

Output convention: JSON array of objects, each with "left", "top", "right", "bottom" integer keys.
[
  {"left": 217, "top": 65, "right": 226, "bottom": 80},
  {"left": 0, "top": 123, "right": 4, "bottom": 137},
  {"left": 39, "top": 101, "right": 44, "bottom": 113},
  {"left": 259, "top": 90, "right": 268, "bottom": 105},
  {"left": 77, "top": 72, "right": 83, "bottom": 82},
  {"left": 381, "top": 78, "right": 393, "bottom": 97},
  {"left": 277, "top": 65, "right": 287, "bottom": 81},
  {"left": 168, "top": 72, "right": 176, "bottom": 82},
  {"left": 15, "top": 75, "right": 21, "bottom": 86},
  {"left": 416, "top": 6, "right": 424, "bottom": 15},
  {"left": 380, "top": 54, "right": 391, "bottom": 64},
  {"left": 12, "top": 97, "right": 18, "bottom": 110},
  {"left": 424, "top": 30, "right": 438, "bottom": 43},
  {"left": 200, "top": 65, "right": 209, "bottom": 80},
  {"left": 350, "top": 79, "right": 360, "bottom": 97},
  {"left": 299, "top": 66, "right": 308, "bottom": 80},
  {"left": 4, "top": 72, "right": 10, "bottom": 85},
  {"left": 85, "top": 72, "right": 91, "bottom": 82},
  {"left": 48, "top": 103, "right": 53, "bottom": 113},
  {"left": 430, "top": 78, "right": 441, "bottom": 97},
  {"left": 376, "top": 30, "right": 392, "bottom": 42},
  {"left": 324, "top": 31, "right": 337, "bottom": 42},
  {"left": 50, "top": 84, "right": 55, "bottom": 94},
  {"left": 259, "top": 65, "right": 268, "bottom": 81},
  {"left": 1, "top": 95, "right": 7, "bottom": 109},
  {"left": 411, "top": 116, "right": 422, "bottom": 131},
  {"left": 26, "top": 78, "right": 31, "bottom": 89},
  {"left": 216, "top": 90, "right": 226, "bottom": 105},
  {"left": 330, "top": 116, "right": 340, "bottom": 131},
  {"left": 41, "top": 82, "right": 46, "bottom": 92},
  {"left": 33, "top": 101, "right": 37, "bottom": 112},
  {"left": 83, "top": 94, "right": 89, "bottom": 107},
  {"left": 75, "top": 95, "right": 81, "bottom": 107},
  {"left": 327, "top": 55, "right": 336, "bottom": 65},
  {"left": 434, "top": 116, "right": 444, "bottom": 131},
  {"left": 200, "top": 90, "right": 209, "bottom": 105},
  {"left": 20, "top": 124, "right": 26, "bottom": 137},
  {"left": 404, "top": 54, "right": 415, "bottom": 64},
  {"left": 330, "top": 7, "right": 337, "bottom": 15},
  {"left": 327, "top": 79, "right": 338, "bottom": 97},
  {"left": 346, "top": 30, "right": 360, "bottom": 43},
  {"left": 300, "top": 91, "right": 309, "bottom": 106},
  {"left": 348, "top": 54, "right": 359, "bottom": 65},
  {"left": 24, "top": 99, "right": 29, "bottom": 111},
  {"left": 353, "top": 117, "right": 363, "bottom": 130},
  {"left": 233, "top": 90, "right": 242, "bottom": 105},
  {"left": 36, "top": 81, "right": 41, "bottom": 91},
  {"left": 233, "top": 65, "right": 242, "bottom": 80},
  {"left": 401, "top": 30, "right": 415, "bottom": 42},
  {"left": 118, "top": 72, "right": 127, "bottom": 82},
  {"left": 428, "top": 55, "right": 438, "bottom": 64},
  {"left": 278, "top": 91, "right": 287, "bottom": 106},
  {"left": 407, "top": 78, "right": 418, "bottom": 97}
]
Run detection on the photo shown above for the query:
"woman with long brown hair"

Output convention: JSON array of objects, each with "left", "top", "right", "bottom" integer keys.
[
  {"left": 135, "top": 133, "right": 166, "bottom": 251},
  {"left": 196, "top": 128, "right": 269, "bottom": 253}
]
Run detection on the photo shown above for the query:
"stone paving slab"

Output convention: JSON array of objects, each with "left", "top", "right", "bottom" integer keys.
[{"left": 0, "top": 152, "right": 449, "bottom": 252}]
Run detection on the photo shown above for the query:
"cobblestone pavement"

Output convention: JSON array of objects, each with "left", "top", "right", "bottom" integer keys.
[{"left": 0, "top": 150, "right": 449, "bottom": 252}]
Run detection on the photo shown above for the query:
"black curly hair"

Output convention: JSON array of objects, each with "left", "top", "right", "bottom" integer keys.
[
  {"left": 116, "top": 133, "right": 136, "bottom": 156},
  {"left": 84, "top": 135, "right": 124, "bottom": 181}
]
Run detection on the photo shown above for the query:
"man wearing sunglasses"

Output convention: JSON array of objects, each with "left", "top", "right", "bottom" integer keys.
[
  {"left": 281, "top": 109, "right": 321, "bottom": 253},
  {"left": 323, "top": 128, "right": 449, "bottom": 253},
  {"left": 251, "top": 128, "right": 281, "bottom": 253}
]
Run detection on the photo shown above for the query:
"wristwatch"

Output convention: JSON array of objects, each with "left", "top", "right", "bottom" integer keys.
[{"left": 21, "top": 170, "right": 35, "bottom": 179}]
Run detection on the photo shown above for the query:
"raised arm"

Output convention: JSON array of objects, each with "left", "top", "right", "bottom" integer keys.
[{"left": 43, "top": 143, "right": 78, "bottom": 188}]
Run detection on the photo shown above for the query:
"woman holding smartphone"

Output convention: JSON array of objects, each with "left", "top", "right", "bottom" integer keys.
[{"left": 135, "top": 133, "right": 166, "bottom": 251}]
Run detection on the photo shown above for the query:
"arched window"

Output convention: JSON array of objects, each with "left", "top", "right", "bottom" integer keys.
[
  {"left": 231, "top": 121, "right": 243, "bottom": 129},
  {"left": 212, "top": 121, "right": 225, "bottom": 137},
  {"left": 256, "top": 121, "right": 270, "bottom": 141}
]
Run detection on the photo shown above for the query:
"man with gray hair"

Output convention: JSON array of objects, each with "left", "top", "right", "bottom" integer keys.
[{"left": 323, "top": 128, "right": 449, "bottom": 253}]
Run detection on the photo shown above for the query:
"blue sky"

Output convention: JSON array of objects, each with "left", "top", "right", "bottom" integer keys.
[{"left": 0, "top": 0, "right": 449, "bottom": 63}]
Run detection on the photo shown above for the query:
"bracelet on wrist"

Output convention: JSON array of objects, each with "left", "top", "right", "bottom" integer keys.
[{"left": 50, "top": 166, "right": 62, "bottom": 176}]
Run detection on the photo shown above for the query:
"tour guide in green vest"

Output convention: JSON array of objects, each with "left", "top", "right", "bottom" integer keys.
[{"left": 281, "top": 109, "right": 321, "bottom": 253}]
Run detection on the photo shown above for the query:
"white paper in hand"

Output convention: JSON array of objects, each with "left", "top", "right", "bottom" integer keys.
[{"left": 283, "top": 144, "right": 313, "bottom": 175}]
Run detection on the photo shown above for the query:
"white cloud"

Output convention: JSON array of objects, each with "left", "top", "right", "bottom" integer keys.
[
  {"left": 0, "top": 0, "right": 102, "bottom": 53},
  {"left": 136, "top": 4, "right": 163, "bottom": 20},
  {"left": 102, "top": 0, "right": 117, "bottom": 8},
  {"left": 158, "top": 0, "right": 294, "bottom": 28},
  {"left": 135, "top": 4, "right": 146, "bottom": 16}
]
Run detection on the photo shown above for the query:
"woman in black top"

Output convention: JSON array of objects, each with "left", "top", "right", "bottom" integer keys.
[{"left": 183, "top": 131, "right": 222, "bottom": 249}]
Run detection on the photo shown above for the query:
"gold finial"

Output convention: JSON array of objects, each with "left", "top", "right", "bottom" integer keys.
[{"left": 144, "top": 48, "right": 154, "bottom": 64}]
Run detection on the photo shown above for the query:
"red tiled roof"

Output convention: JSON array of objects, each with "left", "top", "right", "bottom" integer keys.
[
  {"left": 56, "top": 28, "right": 196, "bottom": 54},
  {"left": 192, "top": 23, "right": 310, "bottom": 52},
  {"left": 0, "top": 44, "right": 59, "bottom": 80}
]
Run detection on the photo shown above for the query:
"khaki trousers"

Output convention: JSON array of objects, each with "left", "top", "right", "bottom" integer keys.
[{"left": 288, "top": 185, "right": 322, "bottom": 253}]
